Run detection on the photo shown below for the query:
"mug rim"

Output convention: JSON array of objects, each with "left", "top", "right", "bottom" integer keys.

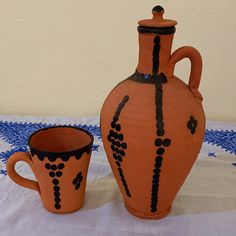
[{"left": 28, "top": 125, "right": 94, "bottom": 156}]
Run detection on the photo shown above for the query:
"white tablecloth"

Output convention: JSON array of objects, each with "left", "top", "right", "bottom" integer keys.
[{"left": 0, "top": 115, "right": 235, "bottom": 236}]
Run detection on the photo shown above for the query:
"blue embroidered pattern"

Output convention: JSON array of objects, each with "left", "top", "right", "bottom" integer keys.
[
  {"left": 1, "top": 121, "right": 235, "bottom": 176},
  {"left": 0, "top": 121, "right": 101, "bottom": 167},
  {"left": 204, "top": 129, "right": 236, "bottom": 155},
  {"left": 0, "top": 170, "right": 7, "bottom": 176}
]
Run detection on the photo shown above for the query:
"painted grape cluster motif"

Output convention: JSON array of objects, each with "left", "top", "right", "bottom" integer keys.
[{"left": 107, "top": 95, "right": 131, "bottom": 198}]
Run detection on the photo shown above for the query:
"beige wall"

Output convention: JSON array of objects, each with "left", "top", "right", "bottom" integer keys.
[{"left": 0, "top": 0, "right": 235, "bottom": 121}]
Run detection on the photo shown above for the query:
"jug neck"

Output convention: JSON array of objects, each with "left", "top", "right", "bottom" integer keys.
[{"left": 136, "top": 32, "right": 174, "bottom": 75}]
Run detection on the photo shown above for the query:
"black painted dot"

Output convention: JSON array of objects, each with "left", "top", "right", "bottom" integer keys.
[
  {"left": 117, "top": 155, "right": 122, "bottom": 162},
  {"left": 113, "top": 116, "right": 118, "bottom": 122},
  {"left": 49, "top": 171, "right": 55, "bottom": 177},
  {"left": 157, "top": 129, "right": 165, "bottom": 136},
  {"left": 156, "top": 148, "right": 165, "bottom": 155},
  {"left": 121, "top": 142, "right": 127, "bottom": 149},
  {"left": 115, "top": 124, "right": 121, "bottom": 131},
  {"left": 114, "top": 148, "right": 120, "bottom": 154},
  {"left": 107, "top": 135, "right": 112, "bottom": 142},
  {"left": 115, "top": 110, "right": 120, "bottom": 118},
  {"left": 119, "top": 150, "right": 125, "bottom": 156},
  {"left": 111, "top": 139, "right": 116, "bottom": 145},
  {"left": 118, "top": 134, "right": 123, "bottom": 141},
  {"left": 52, "top": 179, "right": 59, "bottom": 185},
  {"left": 120, "top": 174, "right": 125, "bottom": 181},
  {"left": 113, "top": 132, "right": 119, "bottom": 139},
  {"left": 111, "top": 121, "right": 116, "bottom": 128},
  {"left": 54, "top": 196, "right": 61, "bottom": 202},
  {"left": 110, "top": 130, "right": 114, "bottom": 135},
  {"left": 55, "top": 204, "right": 61, "bottom": 209},
  {"left": 163, "top": 139, "right": 171, "bottom": 147},
  {"left": 155, "top": 138, "right": 162, "bottom": 146},
  {"left": 151, "top": 197, "right": 157, "bottom": 203},
  {"left": 72, "top": 178, "right": 78, "bottom": 185},
  {"left": 45, "top": 163, "right": 51, "bottom": 170},
  {"left": 153, "top": 168, "right": 161, "bottom": 174},
  {"left": 54, "top": 186, "right": 60, "bottom": 191},
  {"left": 118, "top": 168, "right": 124, "bottom": 176},
  {"left": 113, "top": 153, "right": 118, "bottom": 160},
  {"left": 58, "top": 163, "right": 65, "bottom": 170},
  {"left": 151, "top": 203, "right": 157, "bottom": 209},
  {"left": 116, "top": 161, "right": 121, "bottom": 167},
  {"left": 151, "top": 205, "right": 157, "bottom": 211},
  {"left": 56, "top": 171, "right": 62, "bottom": 177},
  {"left": 123, "top": 95, "right": 129, "bottom": 102},
  {"left": 155, "top": 161, "right": 162, "bottom": 169},
  {"left": 115, "top": 141, "right": 121, "bottom": 148},
  {"left": 54, "top": 191, "right": 60, "bottom": 197},
  {"left": 152, "top": 177, "right": 159, "bottom": 184},
  {"left": 155, "top": 156, "right": 163, "bottom": 161},
  {"left": 111, "top": 145, "right": 115, "bottom": 151},
  {"left": 152, "top": 184, "right": 158, "bottom": 191},
  {"left": 51, "top": 165, "right": 57, "bottom": 171},
  {"left": 75, "top": 184, "right": 80, "bottom": 190}
]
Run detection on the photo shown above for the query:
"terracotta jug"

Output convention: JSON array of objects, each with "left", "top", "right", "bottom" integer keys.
[{"left": 100, "top": 5, "right": 205, "bottom": 219}]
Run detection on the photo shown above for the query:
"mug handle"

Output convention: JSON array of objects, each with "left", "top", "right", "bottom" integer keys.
[
  {"left": 167, "top": 46, "right": 203, "bottom": 100},
  {"left": 6, "top": 152, "right": 40, "bottom": 193}
]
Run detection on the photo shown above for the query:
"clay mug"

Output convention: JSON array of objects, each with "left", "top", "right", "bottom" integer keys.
[{"left": 6, "top": 126, "right": 94, "bottom": 213}]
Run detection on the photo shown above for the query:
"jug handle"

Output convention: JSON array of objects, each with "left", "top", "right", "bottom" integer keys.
[{"left": 167, "top": 46, "right": 203, "bottom": 100}]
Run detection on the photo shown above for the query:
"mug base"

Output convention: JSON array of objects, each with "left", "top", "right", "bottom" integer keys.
[
  {"left": 44, "top": 203, "right": 83, "bottom": 214},
  {"left": 125, "top": 203, "right": 171, "bottom": 219}
]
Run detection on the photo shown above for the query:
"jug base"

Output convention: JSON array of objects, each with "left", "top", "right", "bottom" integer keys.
[{"left": 125, "top": 203, "right": 171, "bottom": 219}]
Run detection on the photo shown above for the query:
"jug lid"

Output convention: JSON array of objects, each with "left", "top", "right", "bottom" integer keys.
[{"left": 138, "top": 5, "right": 177, "bottom": 28}]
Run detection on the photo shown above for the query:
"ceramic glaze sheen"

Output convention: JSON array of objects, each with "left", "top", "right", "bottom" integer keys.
[{"left": 100, "top": 6, "right": 205, "bottom": 219}]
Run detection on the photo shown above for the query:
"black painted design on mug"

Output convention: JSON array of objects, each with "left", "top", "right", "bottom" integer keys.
[
  {"left": 45, "top": 162, "right": 65, "bottom": 210},
  {"left": 31, "top": 146, "right": 91, "bottom": 162},
  {"left": 107, "top": 95, "right": 131, "bottom": 198},
  {"left": 72, "top": 172, "right": 83, "bottom": 190},
  {"left": 187, "top": 116, "right": 198, "bottom": 134},
  {"left": 29, "top": 126, "right": 93, "bottom": 162}
]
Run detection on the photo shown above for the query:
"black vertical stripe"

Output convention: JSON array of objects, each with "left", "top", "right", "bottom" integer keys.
[{"left": 152, "top": 35, "right": 160, "bottom": 74}]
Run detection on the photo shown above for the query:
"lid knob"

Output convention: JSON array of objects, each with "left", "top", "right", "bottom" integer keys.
[
  {"left": 152, "top": 5, "right": 164, "bottom": 22},
  {"left": 152, "top": 5, "right": 164, "bottom": 14}
]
